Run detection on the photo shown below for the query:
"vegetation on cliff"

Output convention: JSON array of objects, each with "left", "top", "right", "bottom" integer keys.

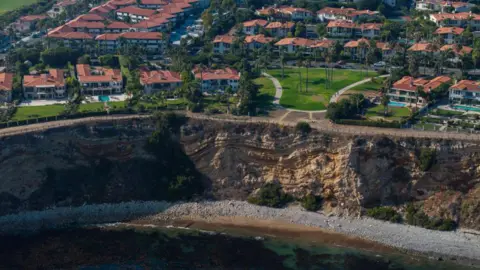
[
  {"left": 247, "top": 183, "right": 292, "bottom": 208},
  {"left": 418, "top": 148, "right": 436, "bottom": 171},
  {"left": 366, "top": 207, "right": 402, "bottom": 223},
  {"left": 301, "top": 194, "right": 323, "bottom": 212},
  {"left": 406, "top": 204, "right": 457, "bottom": 231}
]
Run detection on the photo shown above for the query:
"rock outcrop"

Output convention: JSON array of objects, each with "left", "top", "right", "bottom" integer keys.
[{"left": 0, "top": 118, "right": 479, "bottom": 229}]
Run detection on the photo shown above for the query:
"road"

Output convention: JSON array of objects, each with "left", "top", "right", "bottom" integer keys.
[{"left": 1, "top": 113, "right": 480, "bottom": 142}]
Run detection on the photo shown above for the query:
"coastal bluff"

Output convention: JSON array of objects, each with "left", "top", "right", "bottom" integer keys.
[{"left": 0, "top": 117, "right": 479, "bottom": 230}]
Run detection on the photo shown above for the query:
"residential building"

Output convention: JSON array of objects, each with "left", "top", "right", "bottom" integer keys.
[
  {"left": 76, "top": 64, "right": 123, "bottom": 95},
  {"left": 377, "top": 42, "right": 396, "bottom": 59},
  {"left": 416, "top": 0, "right": 442, "bottom": 11},
  {"left": 449, "top": 80, "right": 480, "bottom": 104},
  {"left": 131, "top": 17, "right": 170, "bottom": 32},
  {"left": 343, "top": 38, "right": 372, "bottom": 60},
  {"left": 434, "top": 27, "right": 464, "bottom": 44},
  {"left": 107, "top": 0, "right": 137, "bottom": 9},
  {"left": 255, "top": 6, "right": 313, "bottom": 20},
  {"left": 138, "top": 0, "right": 168, "bottom": 9},
  {"left": 47, "top": 0, "right": 77, "bottom": 18},
  {"left": 193, "top": 67, "right": 240, "bottom": 92},
  {"left": 316, "top": 7, "right": 378, "bottom": 22},
  {"left": 116, "top": 6, "right": 158, "bottom": 23},
  {"left": 12, "top": 15, "right": 48, "bottom": 33},
  {"left": 408, "top": 42, "right": 434, "bottom": 54},
  {"left": 0, "top": 32, "right": 10, "bottom": 51},
  {"left": 75, "top": 13, "right": 106, "bottom": 22},
  {"left": 429, "top": 12, "right": 480, "bottom": 31},
  {"left": 47, "top": 30, "right": 94, "bottom": 50},
  {"left": 327, "top": 20, "right": 356, "bottom": 38},
  {"left": 309, "top": 39, "right": 335, "bottom": 53},
  {"left": 213, "top": 35, "right": 234, "bottom": 54},
  {"left": 383, "top": 0, "right": 396, "bottom": 7},
  {"left": 0, "top": 73, "right": 14, "bottom": 103},
  {"left": 66, "top": 20, "right": 106, "bottom": 34},
  {"left": 242, "top": 19, "right": 268, "bottom": 35},
  {"left": 275, "top": 38, "right": 315, "bottom": 54},
  {"left": 139, "top": 69, "right": 182, "bottom": 94},
  {"left": 23, "top": 69, "right": 66, "bottom": 100},
  {"left": 356, "top": 23, "right": 382, "bottom": 38},
  {"left": 265, "top": 22, "right": 295, "bottom": 38},
  {"left": 244, "top": 35, "right": 274, "bottom": 50},
  {"left": 105, "top": 21, "right": 132, "bottom": 33},
  {"left": 440, "top": 44, "right": 473, "bottom": 62},
  {"left": 95, "top": 32, "right": 165, "bottom": 53},
  {"left": 388, "top": 76, "right": 452, "bottom": 104}
]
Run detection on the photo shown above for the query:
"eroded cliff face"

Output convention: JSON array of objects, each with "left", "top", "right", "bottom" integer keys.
[{"left": 0, "top": 118, "right": 479, "bottom": 229}]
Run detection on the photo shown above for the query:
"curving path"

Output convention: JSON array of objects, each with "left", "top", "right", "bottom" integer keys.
[{"left": 329, "top": 74, "right": 390, "bottom": 104}]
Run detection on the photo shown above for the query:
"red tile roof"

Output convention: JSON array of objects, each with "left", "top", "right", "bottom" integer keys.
[
  {"left": 0, "top": 73, "right": 13, "bottom": 91},
  {"left": 327, "top": 20, "right": 356, "bottom": 29},
  {"left": 243, "top": 19, "right": 268, "bottom": 27},
  {"left": 131, "top": 17, "right": 168, "bottom": 29},
  {"left": 440, "top": 44, "right": 473, "bottom": 55},
  {"left": 277, "top": 6, "right": 313, "bottom": 15},
  {"left": 275, "top": 37, "right": 315, "bottom": 47},
  {"left": 48, "top": 24, "right": 74, "bottom": 35},
  {"left": 95, "top": 33, "right": 122, "bottom": 41},
  {"left": 116, "top": 6, "right": 157, "bottom": 16},
  {"left": 244, "top": 34, "right": 274, "bottom": 44},
  {"left": 441, "top": 1, "right": 470, "bottom": 8},
  {"left": 310, "top": 39, "right": 335, "bottom": 49},
  {"left": 24, "top": 69, "right": 65, "bottom": 87},
  {"left": 76, "top": 13, "right": 106, "bottom": 21},
  {"left": 265, "top": 21, "right": 295, "bottom": 29},
  {"left": 106, "top": 21, "right": 131, "bottom": 29},
  {"left": 76, "top": 64, "right": 122, "bottom": 83},
  {"left": 357, "top": 23, "right": 382, "bottom": 31},
  {"left": 434, "top": 27, "right": 464, "bottom": 35},
  {"left": 20, "top": 15, "right": 48, "bottom": 22},
  {"left": 393, "top": 76, "right": 451, "bottom": 92},
  {"left": 408, "top": 43, "right": 434, "bottom": 52},
  {"left": 430, "top": 12, "right": 480, "bottom": 22},
  {"left": 140, "top": 0, "right": 168, "bottom": 4},
  {"left": 96, "top": 32, "right": 163, "bottom": 40},
  {"left": 48, "top": 31, "right": 94, "bottom": 40},
  {"left": 55, "top": 0, "right": 77, "bottom": 7},
  {"left": 193, "top": 67, "right": 240, "bottom": 80},
  {"left": 317, "top": 7, "right": 377, "bottom": 17},
  {"left": 140, "top": 69, "right": 182, "bottom": 85},
  {"left": 213, "top": 35, "right": 235, "bottom": 44},
  {"left": 450, "top": 80, "right": 480, "bottom": 92},
  {"left": 344, "top": 38, "right": 371, "bottom": 48},
  {"left": 67, "top": 20, "right": 106, "bottom": 29}
]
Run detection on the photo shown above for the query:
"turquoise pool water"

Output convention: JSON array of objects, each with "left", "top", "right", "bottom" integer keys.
[
  {"left": 388, "top": 101, "right": 406, "bottom": 107},
  {"left": 98, "top": 96, "right": 110, "bottom": 102},
  {"left": 452, "top": 105, "right": 480, "bottom": 112}
]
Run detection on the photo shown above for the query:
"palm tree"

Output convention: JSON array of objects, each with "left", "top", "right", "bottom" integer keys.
[
  {"left": 305, "top": 56, "right": 311, "bottom": 92},
  {"left": 415, "top": 85, "right": 423, "bottom": 111},
  {"left": 280, "top": 49, "right": 286, "bottom": 79},
  {"left": 381, "top": 94, "right": 390, "bottom": 116},
  {"left": 224, "top": 86, "right": 233, "bottom": 113}
]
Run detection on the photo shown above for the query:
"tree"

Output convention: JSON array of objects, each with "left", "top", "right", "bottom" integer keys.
[
  {"left": 381, "top": 94, "right": 390, "bottom": 116},
  {"left": 280, "top": 49, "right": 286, "bottom": 79},
  {"left": 408, "top": 53, "right": 420, "bottom": 77},
  {"left": 294, "top": 22, "right": 306, "bottom": 37},
  {"left": 415, "top": 85, "right": 424, "bottom": 110},
  {"left": 237, "top": 72, "right": 258, "bottom": 115},
  {"left": 316, "top": 23, "right": 327, "bottom": 37}
]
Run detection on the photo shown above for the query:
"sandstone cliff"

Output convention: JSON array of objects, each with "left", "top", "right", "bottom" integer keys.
[{"left": 0, "top": 118, "right": 479, "bottom": 229}]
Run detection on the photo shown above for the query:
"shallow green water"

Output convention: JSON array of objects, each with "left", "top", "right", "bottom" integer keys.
[{"left": 0, "top": 227, "right": 475, "bottom": 269}]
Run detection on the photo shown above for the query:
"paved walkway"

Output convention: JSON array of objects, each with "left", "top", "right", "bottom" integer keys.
[
  {"left": 329, "top": 74, "right": 390, "bottom": 104},
  {"left": 2, "top": 113, "right": 480, "bottom": 142}
]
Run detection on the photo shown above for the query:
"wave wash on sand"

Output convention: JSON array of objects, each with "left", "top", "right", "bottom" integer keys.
[{"left": 1, "top": 200, "right": 480, "bottom": 261}]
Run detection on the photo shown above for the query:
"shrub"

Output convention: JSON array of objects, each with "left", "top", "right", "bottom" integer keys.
[
  {"left": 419, "top": 148, "right": 436, "bottom": 171},
  {"left": 405, "top": 204, "right": 456, "bottom": 231},
  {"left": 301, "top": 194, "right": 322, "bottom": 211},
  {"left": 335, "top": 119, "right": 401, "bottom": 128},
  {"left": 247, "top": 183, "right": 292, "bottom": 208},
  {"left": 296, "top": 121, "right": 311, "bottom": 134},
  {"left": 366, "top": 207, "right": 402, "bottom": 223}
]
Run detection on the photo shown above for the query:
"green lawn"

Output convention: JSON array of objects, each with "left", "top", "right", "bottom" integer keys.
[
  {"left": 365, "top": 104, "right": 411, "bottom": 121},
  {"left": 268, "top": 68, "right": 376, "bottom": 111},
  {"left": 254, "top": 77, "right": 276, "bottom": 110},
  {"left": 11, "top": 98, "right": 187, "bottom": 121},
  {"left": 350, "top": 77, "right": 385, "bottom": 92},
  {"left": 431, "top": 108, "right": 464, "bottom": 117},
  {"left": 0, "top": 0, "right": 38, "bottom": 13}
]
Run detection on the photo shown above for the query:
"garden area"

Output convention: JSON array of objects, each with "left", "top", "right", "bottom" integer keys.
[
  {"left": 268, "top": 68, "right": 376, "bottom": 111},
  {"left": 365, "top": 104, "right": 411, "bottom": 122},
  {"left": 0, "top": 0, "right": 37, "bottom": 13}
]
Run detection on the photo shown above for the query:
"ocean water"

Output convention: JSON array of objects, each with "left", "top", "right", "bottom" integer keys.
[{"left": 0, "top": 227, "right": 475, "bottom": 270}]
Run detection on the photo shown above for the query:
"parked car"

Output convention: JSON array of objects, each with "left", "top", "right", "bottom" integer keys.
[{"left": 372, "top": 61, "right": 386, "bottom": 68}]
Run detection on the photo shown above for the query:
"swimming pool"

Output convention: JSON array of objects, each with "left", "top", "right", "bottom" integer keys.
[
  {"left": 452, "top": 105, "right": 480, "bottom": 112},
  {"left": 388, "top": 101, "right": 407, "bottom": 107},
  {"left": 98, "top": 96, "right": 110, "bottom": 102}
]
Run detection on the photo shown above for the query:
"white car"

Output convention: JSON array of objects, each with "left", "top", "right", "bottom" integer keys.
[{"left": 372, "top": 61, "right": 386, "bottom": 68}]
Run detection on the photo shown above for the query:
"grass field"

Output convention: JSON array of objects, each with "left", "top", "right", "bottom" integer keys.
[
  {"left": 0, "top": 0, "right": 38, "bottom": 13},
  {"left": 365, "top": 104, "right": 410, "bottom": 121},
  {"left": 268, "top": 68, "right": 375, "bottom": 111},
  {"left": 254, "top": 77, "right": 276, "bottom": 110},
  {"left": 349, "top": 78, "right": 385, "bottom": 92},
  {"left": 12, "top": 99, "right": 187, "bottom": 121}
]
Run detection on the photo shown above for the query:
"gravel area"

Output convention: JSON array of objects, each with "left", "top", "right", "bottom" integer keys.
[
  {"left": 1, "top": 200, "right": 479, "bottom": 261},
  {"left": 153, "top": 201, "right": 480, "bottom": 261}
]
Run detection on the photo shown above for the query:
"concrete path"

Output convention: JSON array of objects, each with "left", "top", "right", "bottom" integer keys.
[
  {"left": 262, "top": 72, "right": 282, "bottom": 106},
  {"left": 329, "top": 74, "right": 390, "bottom": 104}
]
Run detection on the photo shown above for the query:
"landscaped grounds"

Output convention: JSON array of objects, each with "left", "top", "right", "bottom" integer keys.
[
  {"left": 365, "top": 104, "right": 411, "bottom": 122},
  {"left": 268, "top": 68, "right": 376, "bottom": 111},
  {"left": 0, "top": 0, "right": 38, "bottom": 13}
]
